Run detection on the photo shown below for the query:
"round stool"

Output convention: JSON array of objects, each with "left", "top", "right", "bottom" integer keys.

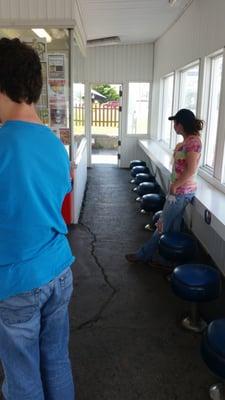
[
  {"left": 130, "top": 160, "right": 146, "bottom": 169},
  {"left": 134, "top": 181, "right": 160, "bottom": 199},
  {"left": 145, "top": 210, "right": 163, "bottom": 231},
  {"left": 202, "top": 319, "right": 225, "bottom": 399},
  {"left": 140, "top": 193, "right": 165, "bottom": 214},
  {"left": 171, "top": 264, "right": 221, "bottom": 333},
  {"left": 131, "top": 165, "right": 150, "bottom": 177},
  {"left": 159, "top": 232, "right": 196, "bottom": 264},
  {"left": 135, "top": 173, "right": 155, "bottom": 186}
]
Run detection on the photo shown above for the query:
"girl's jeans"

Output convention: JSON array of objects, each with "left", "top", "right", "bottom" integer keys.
[
  {"left": 0, "top": 267, "right": 74, "bottom": 400},
  {"left": 136, "top": 193, "right": 194, "bottom": 262}
]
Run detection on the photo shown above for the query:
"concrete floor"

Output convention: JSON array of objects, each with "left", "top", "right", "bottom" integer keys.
[
  {"left": 1, "top": 164, "right": 224, "bottom": 399},
  {"left": 67, "top": 164, "right": 224, "bottom": 400}
]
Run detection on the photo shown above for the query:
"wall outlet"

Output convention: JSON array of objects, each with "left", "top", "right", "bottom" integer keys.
[{"left": 204, "top": 209, "right": 211, "bottom": 225}]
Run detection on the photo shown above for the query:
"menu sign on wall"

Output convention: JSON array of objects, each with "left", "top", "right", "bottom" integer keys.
[{"left": 48, "top": 54, "right": 67, "bottom": 134}]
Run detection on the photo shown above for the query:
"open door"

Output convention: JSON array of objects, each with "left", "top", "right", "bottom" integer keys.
[
  {"left": 119, "top": 82, "right": 150, "bottom": 168},
  {"left": 90, "top": 83, "right": 122, "bottom": 165}
]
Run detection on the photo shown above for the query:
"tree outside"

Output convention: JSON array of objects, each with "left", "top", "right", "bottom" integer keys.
[{"left": 92, "top": 84, "right": 119, "bottom": 103}]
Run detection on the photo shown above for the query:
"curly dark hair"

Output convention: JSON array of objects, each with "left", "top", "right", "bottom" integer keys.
[{"left": 0, "top": 38, "right": 43, "bottom": 104}]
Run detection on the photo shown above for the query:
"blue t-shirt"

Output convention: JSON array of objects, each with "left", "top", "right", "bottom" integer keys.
[{"left": 0, "top": 120, "right": 75, "bottom": 300}]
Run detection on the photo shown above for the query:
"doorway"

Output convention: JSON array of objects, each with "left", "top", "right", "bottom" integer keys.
[{"left": 90, "top": 83, "right": 122, "bottom": 165}]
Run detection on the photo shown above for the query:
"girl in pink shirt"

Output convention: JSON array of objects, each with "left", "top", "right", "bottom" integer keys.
[{"left": 126, "top": 109, "right": 204, "bottom": 265}]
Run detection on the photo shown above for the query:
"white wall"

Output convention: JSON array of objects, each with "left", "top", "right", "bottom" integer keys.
[
  {"left": 72, "top": 138, "right": 87, "bottom": 224},
  {"left": 74, "top": 43, "right": 153, "bottom": 83},
  {"left": 151, "top": 0, "right": 225, "bottom": 136}
]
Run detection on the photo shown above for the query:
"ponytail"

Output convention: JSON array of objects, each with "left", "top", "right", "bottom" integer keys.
[
  {"left": 194, "top": 118, "right": 204, "bottom": 132},
  {"left": 185, "top": 117, "right": 204, "bottom": 136}
]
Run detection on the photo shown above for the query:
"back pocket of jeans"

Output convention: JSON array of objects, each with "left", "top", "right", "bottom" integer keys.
[{"left": 0, "top": 305, "right": 37, "bottom": 325}]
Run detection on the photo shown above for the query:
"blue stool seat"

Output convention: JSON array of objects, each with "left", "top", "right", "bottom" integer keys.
[
  {"left": 159, "top": 232, "right": 196, "bottom": 263},
  {"left": 152, "top": 210, "right": 163, "bottom": 225},
  {"left": 135, "top": 173, "right": 155, "bottom": 185},
  {"left": 136, "top": 181, "right": 160, "bottom": 196},
  {"left": 131, "top": 165, "right": 150, "bottom": 177},
  {"left": 130, "top": 160, "right": 146, "bottom": 169},
  {"left": 141, "top": 193, "right": 165, "bottom": 213},
  {"left": 144, "top": 210, "right": 163, "bottom": 232},
  {"left": 171, "top": 264, "right": 221, "bottom": 302},
  {"left": 202, "top": 319, "right": 225, "bottom": 379}
]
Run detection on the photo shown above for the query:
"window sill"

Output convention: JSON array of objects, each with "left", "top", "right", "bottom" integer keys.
[
  {"left": 139, "top": 139, "right": 172, "bottom": 176},
  {"left": 198, "top": 168, "right": 225, "bottom": 196}
]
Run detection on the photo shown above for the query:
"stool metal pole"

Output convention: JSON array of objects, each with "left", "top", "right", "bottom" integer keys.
[
  {"left": 181, "top": 302, "right": 207, "bottom": 333},
  {"left": 209, "top": 383, "right": 225, "bottom": 400}
]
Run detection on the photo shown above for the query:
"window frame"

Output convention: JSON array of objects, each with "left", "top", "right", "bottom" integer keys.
[
  {"left": 156, "top": 51, "right": 225, "bottom": 195},
  {"left": 159, "top": 73, "right": 175, "bottom": 148},
  {"left": 199, "top": 49, "right": 224, "bottom": 178}
]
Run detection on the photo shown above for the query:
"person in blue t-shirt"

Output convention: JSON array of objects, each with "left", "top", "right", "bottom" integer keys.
[{"left": 0, "top": 38, "right": 75, "bottom": 399}]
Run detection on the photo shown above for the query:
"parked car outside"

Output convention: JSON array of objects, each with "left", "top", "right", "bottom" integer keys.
[{"left": 102, "top": 100, "right": 119, "bottom": 108}]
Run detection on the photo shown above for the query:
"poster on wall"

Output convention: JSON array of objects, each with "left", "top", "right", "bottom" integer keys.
[
  {"left": 48, "top": 54, "right": 68, "bottom": 133},
  {"left": 50, "top": 104, "right": 66, "bottom": 126},
  {"left": 36, "top": 62, "right": 49, "bottom": 125},
  {"left": 48, "top": 55, "right": 65, "bottom": 79},
  {"left": 59, "top": 128, "right": 71, "bottom": 145},
  {"left": 49, "top": 79, "right": 65, "bottom": 97}
]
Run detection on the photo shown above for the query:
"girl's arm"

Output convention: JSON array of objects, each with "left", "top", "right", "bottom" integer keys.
[{"left": 170, "top": 151, "right": 200, "bottom": 194}]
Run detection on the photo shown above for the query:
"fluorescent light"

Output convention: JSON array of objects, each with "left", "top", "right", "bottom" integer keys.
[
  {"left": 169, "top": 0, "right": 177, "bottom": 6},
  {"left": 32, "top": 29, "right": 52, "bottom": 43}
]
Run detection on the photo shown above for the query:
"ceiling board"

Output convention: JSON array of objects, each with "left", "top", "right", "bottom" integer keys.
[{"left": 77, "top": 0, "right": 192, "bottom": 44}]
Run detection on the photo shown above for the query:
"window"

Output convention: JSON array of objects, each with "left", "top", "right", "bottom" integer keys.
[
  {"left": 160, "top": 74, "right": 174, "bottom": 146},
  {"left": 178, "top": 63, "right": 199, "bottom": 113},
  {"left": 203, "top": 54, "right": 223, "bottom": 170},
  {"left": 127, "top": 82, "right": 150, "bottom": 134}
]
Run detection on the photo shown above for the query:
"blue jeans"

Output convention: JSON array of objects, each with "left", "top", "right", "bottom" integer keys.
[
  {"left": 136, "top": 193, "right": 194, "bottom": 262},
  {"left": 0, "top": 267, "right": 74, "bottom": 400}
]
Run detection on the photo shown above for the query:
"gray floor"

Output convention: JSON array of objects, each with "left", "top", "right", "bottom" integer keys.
[
  {"left": 1, "top": 164, "right": 224, "bottom": 399},
  {"left": 67, "top": 165, "right": 224, "bottom": 400}
]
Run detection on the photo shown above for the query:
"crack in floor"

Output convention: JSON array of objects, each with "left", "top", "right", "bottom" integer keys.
[
  {"left": 80, "top": 221, "right": 117, "bottom": 292},
  {"left": 76, "top": 182, "right": 118, "bottom": 330},
  {"left": 75, "top": 290, "right": 116, "bottom": 330}
]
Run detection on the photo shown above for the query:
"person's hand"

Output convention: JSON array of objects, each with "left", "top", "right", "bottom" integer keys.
[
  {"left": 169, "top": 182, "right": 177, "bottom": 195},
  {"left": 155, "top": 219, "right": 163, "bottom": 234},
  {"left": 70, "top": 161, "right": 76, "bottom": 170}
]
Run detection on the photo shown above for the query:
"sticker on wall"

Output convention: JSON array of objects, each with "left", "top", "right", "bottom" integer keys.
[
  {"left": 50, "top": 106, "right": 66, "bottom": 127},
  {"left": 49, "top": 79, "right": 65, "bottom": 97},
  {"left": 60, "top": 128, "right": 71, "bottom": 145}
]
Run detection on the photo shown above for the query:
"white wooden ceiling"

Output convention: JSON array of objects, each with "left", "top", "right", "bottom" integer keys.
[{"left": 77, "top": 0, "right": 192, "bottom": 44}]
